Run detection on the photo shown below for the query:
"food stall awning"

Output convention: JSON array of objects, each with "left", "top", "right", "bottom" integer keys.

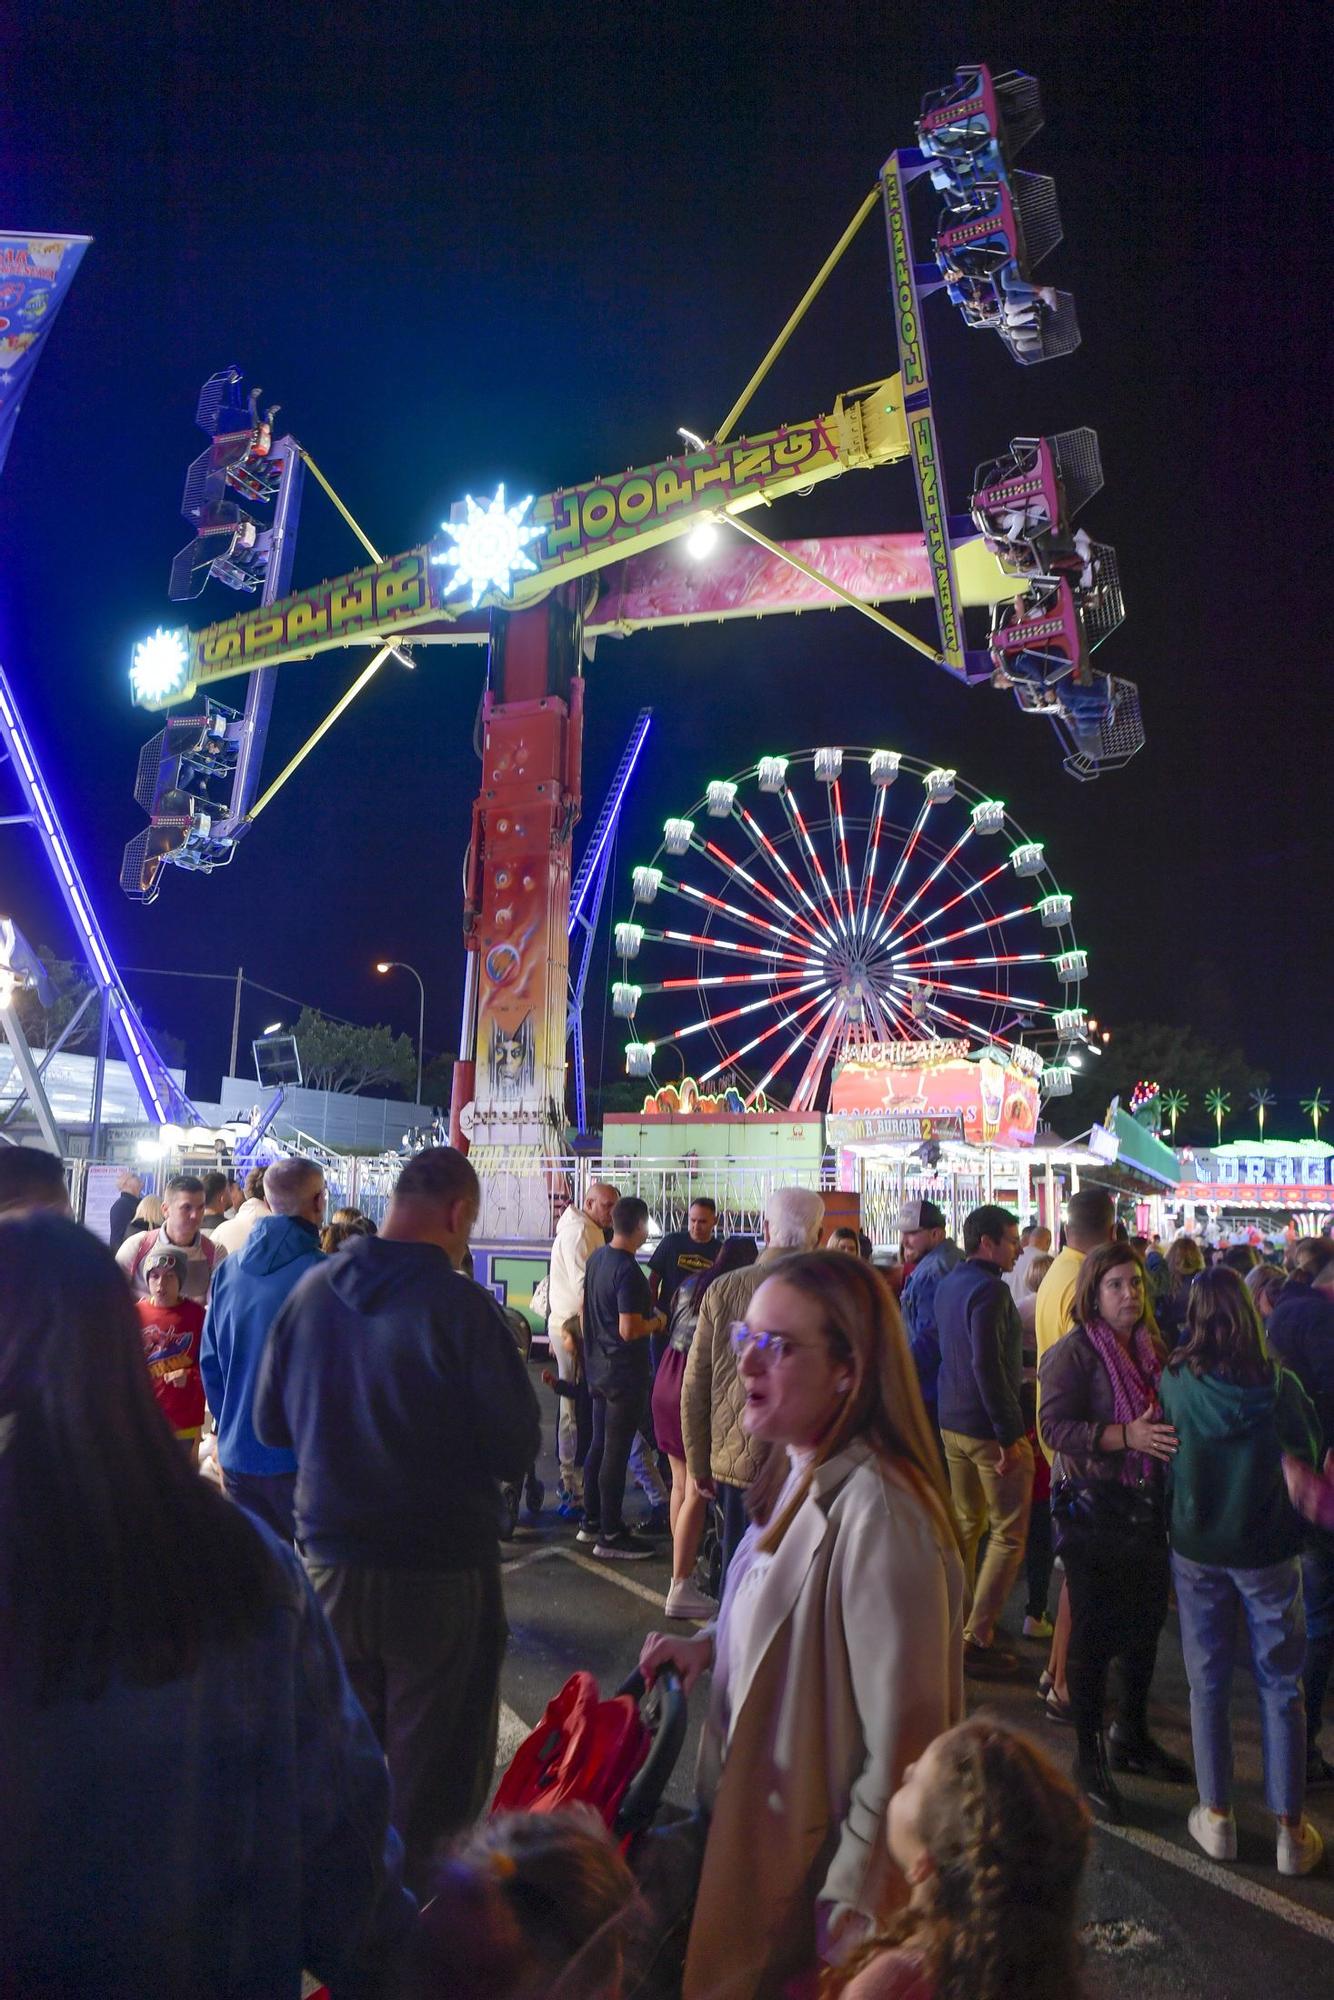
[{"left": 1081, "top": 1106, "right": 1180, "bottom": 1193}]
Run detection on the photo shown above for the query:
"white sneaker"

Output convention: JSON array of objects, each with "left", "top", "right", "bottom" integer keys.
[
  {"left": 1277, "top": 1818, "right": 1324, "bottom": 1877},
  {"left": 1188, "top": 1804, "right": 1237, "bottom": 1861},
  {"left": 1023, "top": 1614, "right": 1054, "bottom": 1639},
  {"left": 664, "top": 1578, "right": 716, "bottom": 1621}
]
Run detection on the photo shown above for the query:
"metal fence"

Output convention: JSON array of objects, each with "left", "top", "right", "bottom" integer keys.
[{"left": 300, "top": 1145, "right": 841, "bottom": 1244}]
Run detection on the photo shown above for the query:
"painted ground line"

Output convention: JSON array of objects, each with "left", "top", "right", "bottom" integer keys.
[
  {"left": 1100, "top": 1819, "right": 1334, "bottom": 1946},
  {"left": 555, "top": 1545, "right": 686, "bottom": 1614}
]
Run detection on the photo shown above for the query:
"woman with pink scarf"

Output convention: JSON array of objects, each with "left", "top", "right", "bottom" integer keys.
[{"left": 1039, "top": 1242, "right": 1192, "bottom": 1822}]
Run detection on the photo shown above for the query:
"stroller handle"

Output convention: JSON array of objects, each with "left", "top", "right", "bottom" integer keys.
[{"left": 612, "top": 1667, "right": 688, "bottom": 1836}]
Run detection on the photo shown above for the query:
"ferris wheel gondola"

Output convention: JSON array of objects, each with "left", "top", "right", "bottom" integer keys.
[{"left": 613, "top": 749, "right": 1086, "bottom": 1110}]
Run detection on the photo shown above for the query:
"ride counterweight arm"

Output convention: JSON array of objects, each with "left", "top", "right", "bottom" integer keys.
[{"left": 132, "top": 378, "right": 911, "bottom": 708}]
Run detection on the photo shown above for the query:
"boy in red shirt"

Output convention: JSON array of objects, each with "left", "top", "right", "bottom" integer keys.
[{"left": 137, "top": 1243, "right": 206, "bottom": 1464}]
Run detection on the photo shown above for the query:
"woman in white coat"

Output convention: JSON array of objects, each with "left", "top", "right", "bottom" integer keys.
[{"left": 639, "top": 1251, "right": 966, "bottom": 2000}]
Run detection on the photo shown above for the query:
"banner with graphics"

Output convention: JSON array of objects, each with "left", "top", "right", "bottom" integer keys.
[
  {"left": 0, "top": 233, "right": 91, "bottom": 476},
  {"left": 827, "top": 1042, "right": 1041, "bottom": 1148}
]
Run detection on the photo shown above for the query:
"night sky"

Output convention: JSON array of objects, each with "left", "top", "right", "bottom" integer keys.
[{"left": 1, "top": 4, "right": 1325, "bottom": 1113}]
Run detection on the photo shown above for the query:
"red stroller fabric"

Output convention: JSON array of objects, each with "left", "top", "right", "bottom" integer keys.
[{"left": 490, "top": 1671, "right": 649, "bottom": 1827}]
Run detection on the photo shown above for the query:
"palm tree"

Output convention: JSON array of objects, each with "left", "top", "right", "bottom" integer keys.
[
  {"left": 1301, "top": 1088, "right": 1328, "bottom": 1140},
  {"left": 1162, "top": 1088, "right": 1189, "bottom": 1140},
  {"left": 1205, "top": 1087, "right": 1231, "bottom": 1144},
  {"left": 1249, "top": 1086, "right": 1276, "bottom": 1139}
]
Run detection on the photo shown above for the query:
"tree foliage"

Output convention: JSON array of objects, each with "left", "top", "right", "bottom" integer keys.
[
  {"left": 1057, "top": 1020, "right": 1268, "bottom": 1144},
  {"left": 419, "top": 1051, "right": 457, "bottom": 1110},
  {"left": 293, "top": 1006, "right": 416, "bottom": 1097},
  {"left": 10, "top": 948, "right": 99, "bottom": 1050}
]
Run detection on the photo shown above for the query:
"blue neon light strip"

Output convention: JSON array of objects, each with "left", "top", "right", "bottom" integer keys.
[
  {"left": 0, "top": 665, "right": 199, "bottom": 1127},
  {"left": 569, "top": 712, "right": 652, "bottom": 933}
]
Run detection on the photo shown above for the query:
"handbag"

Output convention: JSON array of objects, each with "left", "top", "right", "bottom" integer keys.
[{"left": 1050, "top": 1475, "right": 1165, "bottom": 1557}]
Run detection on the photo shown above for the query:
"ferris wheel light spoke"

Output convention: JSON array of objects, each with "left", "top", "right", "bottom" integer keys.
[
  {"left": 737, "top": 804, "right": 827, "bottom": 929},
  {"left": 856, "top": 785, "right": 889, "bottom": 937},
  {"left": 921, "top": 977, "right": 1057, "bottom": 1009},
  {"left": 698, "top": 986, "right": 834, "bottom": 1081},
  {"left": 883, "top": 824, "right": 975, "bottom": 936},
  {"left": 659, "top": 927, "right": 809, "bottom": 967},
  {"left": 655, "top": 978, "right": 825, "bottom": 1041},
  {"left": 782, "top": 786, "right": 846, "bottom": 938},
  {"left": 901, "top": 903, "right": 1035, "bottom": 952},
  {"left": 673, "top": 874, "right": 801, "bottom": 945},
  {"left": 699, "top": 838, "right": 823, "bottom": 944},
  {"left": 869, "top": 799, "right": 930, "bottom": 931},
  {"left": 831, "top": 778, "right": 858, "bottom": 928},
  {"left": 887, "top": 862, "right": 1011, "bottom": 949},
  {"left": 744, "top": 991, "right": 842, "bottom": 1104},
  {"left": 897, "top": 952, "right": 1053, "bottom": 971}
]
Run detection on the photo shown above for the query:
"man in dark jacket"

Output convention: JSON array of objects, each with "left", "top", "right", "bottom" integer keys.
[
  {"left": 898, "top": 1198, "right": 962, "bottom": 1425},
  {"left": 255, "top": 1145, "right": 541, "bottom": 1891},
  {"left": 107, "top": 1169, "right": 142, "bottom": 1249},
  {"left": 935, "top": 1202, "right": 1032, "bottom": 1677},
  {"left": 1269, "top": 1253, "right": 1334, "bottom": 1784},
  {"left": 200, "top": 1157, "right": 327, "bottom": 1538}
]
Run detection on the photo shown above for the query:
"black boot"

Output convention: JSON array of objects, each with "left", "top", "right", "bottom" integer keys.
[
  {"left": 1075, "top": 1731, "right": 1125, "bottom": 1822},
  {"left": 1108, "top": 1721, "right": 1191, "bottom": 1782}
]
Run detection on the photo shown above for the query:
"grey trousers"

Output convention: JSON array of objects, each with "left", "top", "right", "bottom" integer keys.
[{"left": 305, "top": 1558, "right": 507, "bottom": 1894}]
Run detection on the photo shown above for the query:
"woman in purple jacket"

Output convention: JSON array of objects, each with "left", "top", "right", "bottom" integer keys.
[{"left": 1038, "top": 1241, "right": 1191, "bottom": 1822}]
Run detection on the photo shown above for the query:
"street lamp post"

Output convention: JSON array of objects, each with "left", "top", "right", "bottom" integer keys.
[{"left": 376, "top": 961, "right": 425, "bottom": 1107}]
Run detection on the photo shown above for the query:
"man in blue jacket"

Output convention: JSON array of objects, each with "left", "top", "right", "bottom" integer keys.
[
  {"left": 254, "top": 1145, "right": 542, "bottom": 1893},
  {"left": 200, "top": 1157, "right": 326, "bottom": 1539},
  {"left": 899, "top": 1198, "right": 961, "bottom": 1426},
  {"left": 935, "top": 1202, "right": 1032, "bottom": 1678}
]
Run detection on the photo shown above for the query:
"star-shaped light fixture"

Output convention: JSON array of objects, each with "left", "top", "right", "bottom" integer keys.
[
  {"left": 432, "top": 484, "right": 544, "bottom": 607},
  {"left": 130, "top": 626, "right": 190, "bottom": 704}
]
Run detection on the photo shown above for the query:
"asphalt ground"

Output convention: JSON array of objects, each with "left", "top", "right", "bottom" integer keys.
[{"left": 496, "top": 1361, "right": 1334, "bottom": 1994}]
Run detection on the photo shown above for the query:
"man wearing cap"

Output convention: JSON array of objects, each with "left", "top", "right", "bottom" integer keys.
[{"left": 899, "top": 1199, "right": 961, "bottom": 1429}]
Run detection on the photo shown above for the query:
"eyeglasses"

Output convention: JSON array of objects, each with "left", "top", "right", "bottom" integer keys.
[{"left": 729, "top": 1322, "right": 823, "bottom": 1367}]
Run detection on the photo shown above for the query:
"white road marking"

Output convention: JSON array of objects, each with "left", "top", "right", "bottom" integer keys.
[
  {"left": 496, "top": 1699, "right": 532, "bottom": 1773},
  {"left": 557, "top": 1545, "right": 674, "bottom": 1613},
  {"left": 1100, "top": 1820, "right": 1334, "bottom": 1946},
  {"left": 500, "top": 1545, "right": 564, "bottom": 1575}
]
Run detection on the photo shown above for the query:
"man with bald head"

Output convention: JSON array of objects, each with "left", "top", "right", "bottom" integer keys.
[
  {"left": 201, "top": 1156, "right": 326, "bottom": 1538},
  {"left": 548, "top": 1180, "right": 619, "bottom": 1514}
]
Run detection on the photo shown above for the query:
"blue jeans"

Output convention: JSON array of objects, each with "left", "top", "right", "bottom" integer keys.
[
  {"left": 1172, "top": 1551, "right": 1307, "bottom": 1818},
  {"left": 1301, "top": 1538, "right": 1334, "bottom": 1760}
]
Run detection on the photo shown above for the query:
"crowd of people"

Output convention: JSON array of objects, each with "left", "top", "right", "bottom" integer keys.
[{"left": 1, "top": 1136, "right": 1332, "bottom": 1997}]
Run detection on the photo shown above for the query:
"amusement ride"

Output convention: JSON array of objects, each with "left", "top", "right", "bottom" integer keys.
[
  {"left": 1, "top": 63, "right": 1136, "bottom": 1215},
  {"left": 612, "top": 750, "right": 1085, "bottom": 1111}
]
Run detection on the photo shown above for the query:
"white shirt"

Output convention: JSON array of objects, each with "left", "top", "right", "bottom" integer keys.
[
  {"left": 718, "top": 1447, "right": 813, "bottom": 1745},
  {"left": 1007, "top": 1244, "right": 1049, "bottom": 1301},
  {"left": 547, "top": 1204, "right": 606, "bottom": 1327}
]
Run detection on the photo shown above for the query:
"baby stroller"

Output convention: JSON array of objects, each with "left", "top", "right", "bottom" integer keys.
[
  {"left": 491, "top": 1666, "right": 687, "bottom": 1846},
  {"left": 499, "top": 1304, "right": 545, "bottom": 1538}
]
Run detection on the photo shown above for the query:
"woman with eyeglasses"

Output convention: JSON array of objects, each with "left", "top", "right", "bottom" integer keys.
[
  {"left": 1038, "top": 1240, "right": 1191, "bottom": 1824},
  {"left": 638, "top": 1250, "right": 965, "bottom": 2000}
]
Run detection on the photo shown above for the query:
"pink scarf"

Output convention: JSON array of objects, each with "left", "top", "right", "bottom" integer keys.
[{"left": 1083, "top": 1317, "right": 1163, "bottom": 1483}]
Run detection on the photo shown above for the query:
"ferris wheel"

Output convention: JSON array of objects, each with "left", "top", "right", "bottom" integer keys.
[{"left": 612, "top": 748, "right": 1087, "bottom": 1111}]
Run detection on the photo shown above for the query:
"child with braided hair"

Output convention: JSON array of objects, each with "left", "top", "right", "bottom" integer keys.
[{"left": 824, "top": 1718, "right": 1091, "bottom": 2000}]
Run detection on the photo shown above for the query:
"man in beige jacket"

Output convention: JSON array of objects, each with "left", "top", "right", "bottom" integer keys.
[
  {"left": 681, "top": 1185, "right": 824, "bottom": 1584},
  {"left": 546, "top": 1181, "right": 618, "bottom": 1509}
]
